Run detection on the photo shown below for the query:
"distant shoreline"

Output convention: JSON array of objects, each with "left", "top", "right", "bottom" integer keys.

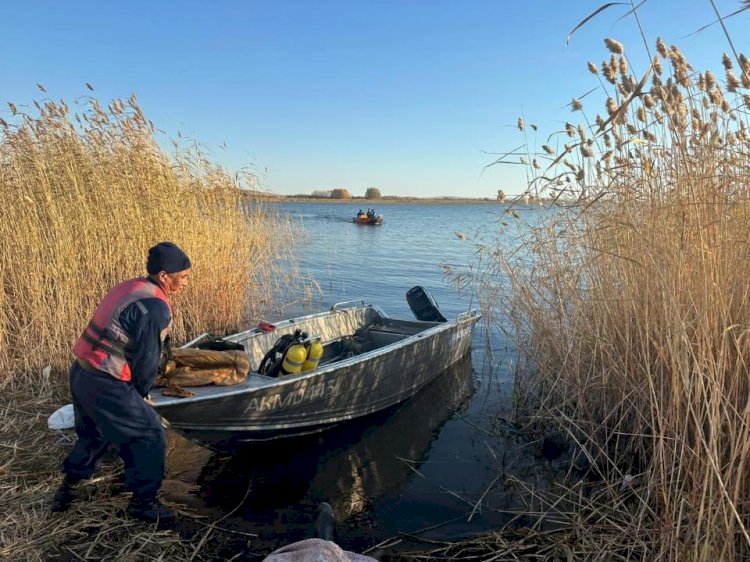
[{"left": 253, "top": 195, "right": 507, "bottom": 205}]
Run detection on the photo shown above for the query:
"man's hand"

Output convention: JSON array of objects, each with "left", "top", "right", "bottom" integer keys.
[{"left": 144, "top": 394, "right": 155, "bottom": 406}]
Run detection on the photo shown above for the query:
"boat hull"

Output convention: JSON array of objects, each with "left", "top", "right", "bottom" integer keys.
[
  {"left": 153, "top": 310, "right": 479, "bottom": 445},
  {"left": 352, "top": 216, "right": 383, "bottom": 225}
]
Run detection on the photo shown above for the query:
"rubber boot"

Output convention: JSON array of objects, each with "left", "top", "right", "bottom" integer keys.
[
  {"left": 50, "top": 476, "right": 80, "bottom": 513},
  {"left": 127, "top": 496, "right": 177, "bottom": 526},
  {"left": 315, "top": 502, "right": 335, "bottom": 541}
]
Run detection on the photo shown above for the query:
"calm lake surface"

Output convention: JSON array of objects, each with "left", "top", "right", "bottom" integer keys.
[{"left": 167, "top": 202, "right": 550, "bottom": 558}]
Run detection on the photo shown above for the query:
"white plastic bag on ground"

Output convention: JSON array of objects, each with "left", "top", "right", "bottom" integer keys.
[
  {"left": 263, "top": 539, "right": 377, "bottom": 562},
  {"left": 48, "top": 403, "right": 75, "bottom": 430}
]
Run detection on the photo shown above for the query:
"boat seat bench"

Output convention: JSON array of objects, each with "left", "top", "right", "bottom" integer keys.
[{"left": 363, "top": 329, "right": 410, "bottom": 347}]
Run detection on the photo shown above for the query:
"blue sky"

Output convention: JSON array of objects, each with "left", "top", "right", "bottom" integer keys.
[{"left": 2, "top": 1, "right": 747, "bottom": 198}]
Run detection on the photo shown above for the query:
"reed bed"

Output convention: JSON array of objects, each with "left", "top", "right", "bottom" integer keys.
[
  {"left": 467, "top": 36, "right": 750, "bottom": 560},
  {"left": 0, "top": 92, "right": 313, "bottom": 560},
  {"left": 0, "top": 92, "right": 302, "bottom": 391}
]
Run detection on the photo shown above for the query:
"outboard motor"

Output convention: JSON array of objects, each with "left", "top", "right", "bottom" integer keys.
[{"left": 406, "top": 286, "right": 447, "bottom": 322}]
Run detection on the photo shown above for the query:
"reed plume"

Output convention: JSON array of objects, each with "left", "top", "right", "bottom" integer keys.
[{"left": 470, "top": 37, "right": 750, "bottom": 560}]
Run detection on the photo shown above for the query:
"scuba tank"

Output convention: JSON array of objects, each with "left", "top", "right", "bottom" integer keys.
[
  {"left": 259, "top": 330, "right": 324, "bottom": 376},
  {"left": 259, "top": 329, "right": 306, "bottom": 377},
  {"left": 281, "top": 340, "right": 308, "bottom": 375},
  {"left": 301, "top": 338, "right": 323, "bottom": 372}
]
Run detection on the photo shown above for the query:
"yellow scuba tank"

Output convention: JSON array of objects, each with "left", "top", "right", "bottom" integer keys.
[
  {"left": 281, "top": 342, "right": 308, "bottom": 375},
  {"left": 302, "top": 338, "right": 323, "bottom": 372}
]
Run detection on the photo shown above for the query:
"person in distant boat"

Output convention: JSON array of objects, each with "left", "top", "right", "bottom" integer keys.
[
  {"left": 50, "top": 242, "right": 192, "bottom": 526},
  {"left": 357, "top": 209, "right": 365, "bottom": 217},
  {"left": 367, "top": 209, "right": 375, "bottom": 218}
]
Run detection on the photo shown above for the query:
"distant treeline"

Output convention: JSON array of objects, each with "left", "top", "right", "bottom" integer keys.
[
  {"left": 286, "top": 190, "right": 498, "bottom": 202},
  {"left": 242, "top": 189, "right": 553, "bottom": 205}
]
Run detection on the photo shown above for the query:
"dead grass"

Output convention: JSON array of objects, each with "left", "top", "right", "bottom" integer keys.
[{"left": 0, "top": 392, "right": 252, "bottom": 561}]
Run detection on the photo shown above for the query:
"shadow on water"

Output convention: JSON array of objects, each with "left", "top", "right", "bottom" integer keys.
[{"left": 165, "top": 353, "right": 476, "bottom": 554}]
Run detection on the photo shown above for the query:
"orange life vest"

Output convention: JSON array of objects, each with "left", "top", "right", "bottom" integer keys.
[{"left": 73, "top": 278, "right": 173, "bottom": 382}]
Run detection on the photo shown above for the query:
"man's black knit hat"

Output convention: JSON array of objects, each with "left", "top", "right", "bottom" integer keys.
[{"left": 146, "top": 242, "right": 192, "bottom": 274}]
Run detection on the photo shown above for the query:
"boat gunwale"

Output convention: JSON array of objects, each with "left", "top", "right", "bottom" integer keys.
[{"left": 152, "top": 307, "right": 480, "bottom": 408}]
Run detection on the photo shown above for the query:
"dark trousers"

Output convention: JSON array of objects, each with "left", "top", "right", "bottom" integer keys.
[{"left": 62, "top": 363, "right": 166, "bottom": 500}]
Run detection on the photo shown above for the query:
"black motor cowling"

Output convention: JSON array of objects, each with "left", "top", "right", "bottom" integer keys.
[{"left": 406, "top": 286, "right": 447, "bottom": 322}]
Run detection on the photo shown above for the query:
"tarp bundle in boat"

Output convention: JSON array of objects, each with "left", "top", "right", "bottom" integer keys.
[{"left": 156, "top": 348, "right": 251, "bottom": 397}]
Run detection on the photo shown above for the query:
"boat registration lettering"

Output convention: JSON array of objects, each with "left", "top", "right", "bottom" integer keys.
[
  {"left": 243, "top": 379, "right": 340, "bottom": 413},
  {"left": 450, "top": 325, "right": 470, "bottom": 345}
]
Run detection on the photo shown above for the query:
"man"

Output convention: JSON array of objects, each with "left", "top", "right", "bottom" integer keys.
[{"left": 51, "top": 242, "right": 192, "bottom": 525}]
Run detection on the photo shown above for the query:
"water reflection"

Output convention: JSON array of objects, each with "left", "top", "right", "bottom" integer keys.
[
  {"left": 162, "top": 343, "right": 574, "bottom": 560},
  {"left": 165, "top": 353, "right": 475, "bottom": 544},
  {"left": 199, "top": 353, "right": 474, "bottom": 517}
]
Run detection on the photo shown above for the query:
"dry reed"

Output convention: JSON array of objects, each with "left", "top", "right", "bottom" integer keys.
[
  {"left": 468, "top": 36, "right": 750, "bottom": 561},
  {"left": 0, "top": 92, "right": 303, "bottom": 392},
  {"left": 0, "top": 93, "right": 313, "bottom": 560}
]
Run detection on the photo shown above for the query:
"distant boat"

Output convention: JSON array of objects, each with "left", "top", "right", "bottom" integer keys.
[{"left": 353, "top": 215, "right": 383, "bottom": 225}]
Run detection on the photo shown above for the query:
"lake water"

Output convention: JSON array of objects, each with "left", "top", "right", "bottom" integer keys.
[{"left": 166, "top": 201, "right": 553, "bottom": 558}]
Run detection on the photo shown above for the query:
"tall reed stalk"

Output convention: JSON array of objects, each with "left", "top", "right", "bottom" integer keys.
[
  {"left": 472, "top": 38, "right": 750, "bottom": 560},
  {"left": 0, "top": 93, "right": 298, "bottom": 391}
]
